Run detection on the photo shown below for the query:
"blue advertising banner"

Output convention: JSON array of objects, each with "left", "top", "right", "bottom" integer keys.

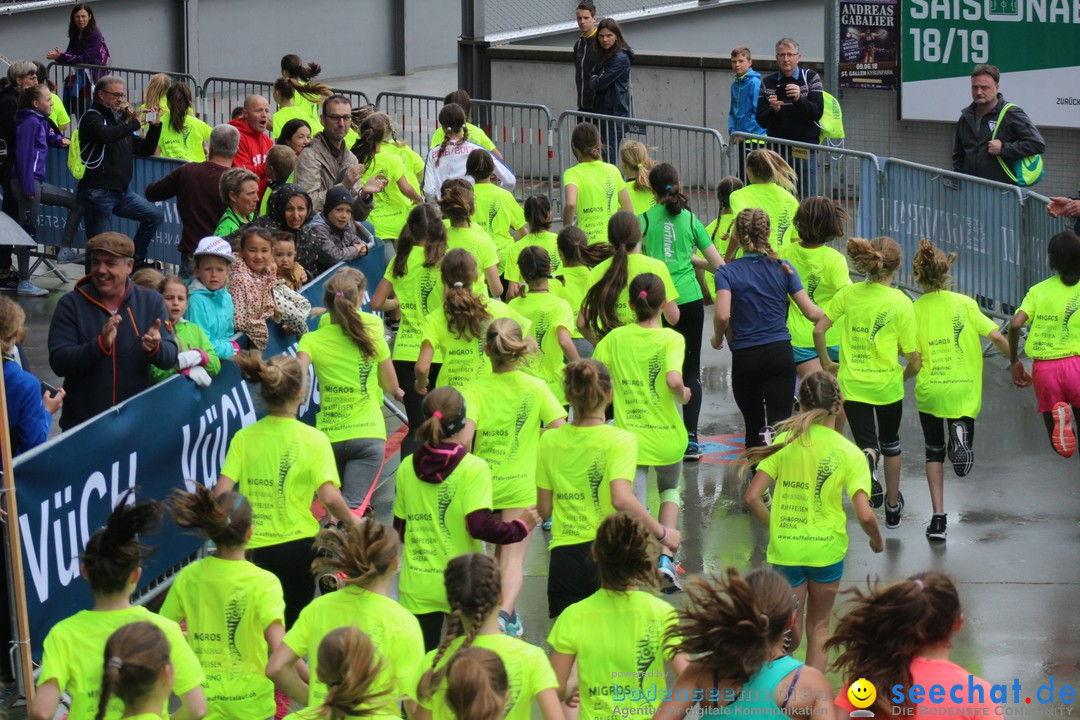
[{"left": 12, "top": 253, "right": 386, "bottom": 662}]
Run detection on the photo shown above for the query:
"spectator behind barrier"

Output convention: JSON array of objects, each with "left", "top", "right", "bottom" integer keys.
[
  {"left": 0, "top": 60, "right": 45, "bottom": 294},
  {"left": 229, "top": 94, "right": 273, "bottom": 181},
  {"left": 145, "top": 123, "right": 238, "bottom": 276},
  {"left": 47, "top": 232, "right": 177, "bottom": 431},
  {"left": 573, "top": 1, "right": 601, "bottom": 113},
  {"left": 0, "top": 297, "right": 64, "bottom": 455},
  {"left": 44, "top": 3, "right": 108, "bottom": 116}
]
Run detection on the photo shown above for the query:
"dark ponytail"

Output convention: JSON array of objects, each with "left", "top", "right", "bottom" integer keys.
[
  {"left": 627, "top": 273, "right": 665, "bottom": 323},
  {"left": 95, "top": 622, "right": 171, "bottom": 720},
  {"left": 393, "top": 204, "right": 447, "bottom": 278},
  {"left": 580, "top": 211, "right": 641, "bottom": 339},
  {"left": 648, "top": 163, "right": 689, "bottom": 215},
  {"left": 82, "top": 490, "right": 162, "bottom": 595}
]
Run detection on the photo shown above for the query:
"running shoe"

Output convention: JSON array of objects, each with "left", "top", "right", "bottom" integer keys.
[
  {"left": 0, "top": 274, "right": 19, "bottom": 291},
  {"left": 947, "top": 421, "right": 974, "bottom": 477},
  {"left": 658, "top": 555, "right": 683, "bottom": 594},
  {"left": 759, "top": 425, "right": 776, "bottom": 446},
  {"left": 1051, "top": 402, "right": 1076, "bottom": 458},
  {"left": 17, "top": 280, "right": 48, "bottom": 297},
  {"left": 684, "top": 439, "right": 703, "bottom": 462},
  {"left": 926, "top": 513, "right": 947, "bottom": 541},
  {"left": 55, "top": 247, "right": 85, "bottom": 264},
  {"left": 866, "top": 452, "right": 884, "bottom": 508},
  {"left": 541, "top": 517, "right": 552, "bottom": 531},
  {"left": 504, "top": 611, "right": 524, "bottom": 638},
  {"left": 885, "top": 491, "right": 905, "bottom": 529}
]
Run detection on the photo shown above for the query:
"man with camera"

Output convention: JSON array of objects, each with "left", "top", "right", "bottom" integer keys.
[
  {"left": 76, "top": 75, "right": 163, "bottom": 270},
  {"left": 755, "top": 38, "right": 823, "bottom": 188}
]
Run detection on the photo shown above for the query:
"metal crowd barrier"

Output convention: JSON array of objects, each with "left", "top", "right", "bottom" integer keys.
[
  {"left": 45, "top": 62, "right": 199, "bottom": 127},
  {"left": 881, "top": 158, "right": 1029, "bottom": 319},
  {"left": 376, "top": 92, "right": 556, "bottom": 204},
  {"left": 1022, "top": 191, "right": 1074, "bottom": 292},
  {"left": 730, "top": 133, "right": 883, "bottom": 241},
  {"left": 557, "top": 111, "right": 729, "bottom": 221},
  {"left": 333, "top": 87, "right": 371, "bottom": 111},
  {"left": 199, "top": 75, "right": 274, "bottom": 127}
]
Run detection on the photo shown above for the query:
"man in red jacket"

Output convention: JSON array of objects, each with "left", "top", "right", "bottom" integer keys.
[{"left": 228, "top": 94, "right": 272, "bottom": 180}]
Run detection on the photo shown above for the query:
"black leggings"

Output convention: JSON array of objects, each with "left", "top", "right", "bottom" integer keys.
[
  {"left": 666, "top": 299, "right": 704, "bottom": 437},
  {"left": 919, "top": 412, "right": 975, "bottom": 463},
  {"left": 731, "top": 340, "right": 796, "bottom": 448},
  {"left": 394, "top": 360, "right": 441, "bottom": 458},
  {"left": 250, "top": 536, "right": 319, "bottom": 629},
  {"left": 845, "top": 400, "right": 904, "bottom": 457},
  {"left": 414, "top": 612, "right": 447, "bottom": 652}
]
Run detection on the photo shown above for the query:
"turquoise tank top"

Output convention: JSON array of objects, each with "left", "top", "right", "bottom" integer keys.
[{"left": 721, "top": 655, "right": 804, "bottom": 719}]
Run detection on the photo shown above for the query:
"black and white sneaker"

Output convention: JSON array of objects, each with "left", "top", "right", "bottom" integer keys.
[
  {"left": 866, "top": 451, "right": 884, "bottom": 508},
  {"left": 885, "top": 491, "right": 905, "bottom": 529},
  {"left": 926, "top": 513, "right": 947, "bottom": 541},
  {"left": 947, "top": 422, "right": 973, "bottom": 477}
]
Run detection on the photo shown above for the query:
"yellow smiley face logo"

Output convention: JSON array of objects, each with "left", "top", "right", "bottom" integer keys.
[{"left": 848, "top": 678, "right": 877, "bottom": 709}]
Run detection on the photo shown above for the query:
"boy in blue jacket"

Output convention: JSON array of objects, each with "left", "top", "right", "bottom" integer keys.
[
  {"left": 185, "top": 236, "right": 239, "bottom": 360},
  {"left": 728, "top": 46, "right": 764, "bottom": 179}
]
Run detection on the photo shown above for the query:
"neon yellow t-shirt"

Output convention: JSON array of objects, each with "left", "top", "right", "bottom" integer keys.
[
  {"left": 548, "top": 589, "right": 678, "bottom": 720},
  {"left": 1018, "top": 276, "right": 1080, "bottom": 360},
  {"left": 462, "top": 370, "right": 566, "bottom": 508},
  {"left": 159, "top": 556, "right": 284, "bottom": 720},
  {"left": 363, "top": 148, "right": 414, "bottom": 240},
  {"left": 383, "top": 141, "right": 425, "bottom": 191},
  {"left": 272, "top": 104, "right": 323, "bottom": 139},
  {"left": 298, "top": 314, "right": 390, "bottom": 442},
  {"left": 383, "top": 246, "right": 445, "bottom": 362},
  {"left": 587, "top": 253, "right": 679, "bottom": 331},
  {"left": 729, "top": 183, "right": 800, "bottom": 248},
  {"left": 220, "top": 416, "right": 340, "bottom": 549},
  {"left": 778, "top": 242, "right": 850, "bottom": 349},
  {"left": 392, "top": 453, "right": 493, "bottom": 613},
  {"left": 413, "top": 634, "right": 558, "bottom": 720},
  {"left": 430, "top": 122, "right": 496, "bottom": 151},
  {"left": 292, "top": 90, "right": 322, "bottom": 132},
  {"left": 701, "top": 212, "right": 736, "bottom": 294},
  {"left": 536, "top": 424, "right": 637, "bottom": 549},
  {"left": 446, "top": 223, "right": 500, "bottom": 296},
  {"left": 557, "top": 265, "right": 592, "bottom": 339},
  {"left": 471, "top": 182, "right": 526, "bottom": 272},
  {"left": 38, "top": 606, "right": 204, "bottom": 720},
  {"left": 158, "top": 113, "right": 213, "bottom": 162},
  {"left": 563, "top": 160, "right": 624, "bottom": 245},
  {"left": 825, "top": 282, "right": 917, "bottom": 405},
  {"left": 422, "top": 298, "right": 532, "bottom": 390},
  {"left": 759, "top": 424, "right": 870, "bottom": 567},
  {"left": 626, "top": 179, "right": 656, "bottom": 215},
  {"left": 49, "top": 93, "right": 70, "bottom": 129},
  {"left": 505, "top": 231, "right": 561, "bottom": 284},
  {"left": 283, "top": 585, "right": 424, "bottom": 711},
  {"left": 593, "top": 324, "right": 687, "bottom": 466},
  {"left": 508, "top": 290, "right": 577, "bottom": 403}
]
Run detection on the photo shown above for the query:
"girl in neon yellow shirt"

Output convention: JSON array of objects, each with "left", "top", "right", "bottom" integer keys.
[
  {"left": 416, "top": 249, "right": 531, "bottom": 393},
  {"left": 549, "top": 513, "right": 688, "bottom": 720},
  {"left": 371, "top": 204, "right": 448, "bottom": 457},
  {"left": 580, "top": 211, "right": 679, "bottom": 343},
  {"left": 393, "top": 388, "right": 540, "bottom": 651},
  {"left": 158, "top": 83, "right": 210, "bottom": 162},
  {"left": 461, "top": 318, "right": 567, "bottom": 639},
  {"left": 701, "top": 176, "right": 743, "bottom": 298},
  {"left": 1010, "top": 231, "right": 1080, "bottom": 460},
  {"left": 95, "top": 622, "right": 175, "bottom": 720},
  {"left": 353, "top": 113, "right": 424, "bottom": 241},
  {"left": 438, "top": 179, "right": 503, "bottom": 298},
  {"left": 506, "top": 195, "right": 561, "bottom": 299},
  {"left": 742, "top": 371, "right": 883, "bottom": 669},
  {"left": 162, "top": 486, "right": 285, "bottom": 720},
  {"left": 562, "top": 122, "right": 633, "bottom": 244},
  {"left": 445, "top": 647, "right": 510, "bottom": 720},
  {"left": 216, "top": 351, "right": 359, "bottom": 628},
  {"left": 814, "top": 236, "right": 921, "bottom": 531},
  {"left": 556, "top": 226, "right": 613, "bottom": 357},
  {"left": 912, "top": 239, "right": 1009, "bottom": 541},
  {"left": 298, "top": 267, "right": 405, "bottom": 510},
  {"left": 619, "top": 139, "right": 656, "bottom": 215},
  {"left": 268, "top": 521, "right": 425, "bottom": 718},
  {"left": 508, "top": 246, "right": 581, "bottom": 403},
  {"left": 282, "top": 626, "right": 397, "bottom": 720},
  {"left": 656, "top": 568, "right": 835, "bottom": 718},
  {"left": 31, "top": 494, "right": 208, "bottom": 720},
  {"left": 729, "top": 149, "right": 800, "bottom": 253},
  {"left": 466, "top": 148, "right": 526, "bottom": 274},
  {"left": 592, "top": 273, "right": 690, "bottom": 593},
  {"left": 413, "top": 554, "right": 562, "bottom": 720},
  {"left": 538, "top": 361, "right": 682, "bottom": 619}
]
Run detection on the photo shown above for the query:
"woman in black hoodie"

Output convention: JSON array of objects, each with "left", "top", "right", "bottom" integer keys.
[{"left": 590, "top": 18, "right": 635, "bottom": 164}]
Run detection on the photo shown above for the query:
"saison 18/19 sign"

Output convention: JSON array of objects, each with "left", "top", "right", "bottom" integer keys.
[{"left": 900, "top": 0, "right": 1080, "bottom": 128}]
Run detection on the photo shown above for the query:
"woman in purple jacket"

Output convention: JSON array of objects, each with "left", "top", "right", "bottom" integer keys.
[
  {"left": 45, "top": 3, "right": 108, "bottom": 116},
  {"left": 14, "top": 84, "right": 83, "bottom": 286}
]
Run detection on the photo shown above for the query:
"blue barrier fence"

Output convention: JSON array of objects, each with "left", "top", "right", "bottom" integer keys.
[{"left": 10, "top": 253, "right": 386, "bottom": 667}]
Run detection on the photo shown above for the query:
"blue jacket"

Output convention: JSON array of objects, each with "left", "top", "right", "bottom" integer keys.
[
  {"left": 590, "top": 48, "right": 635, "bottom": 117},
  {"left": 729, "top": 68, "right": 765, "bottom": 137},
  {"left": 3, "top": 358, "right": 51, "bottom": 456},
  {"left": 186, "top": 279, "right": 237, "bottom": 360},
  {"left": 14, "top": 108, "right": 67, "bottom": 197},
  {"left": 47, "top": 277, "right": 177, "bottom": 431}
]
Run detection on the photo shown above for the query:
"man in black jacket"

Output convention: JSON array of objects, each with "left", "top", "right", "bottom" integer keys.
[
  {"left": 76, "top": 76, "right": 163, "bottom": 270},
  {"left": 573, "top": 2, "right": 601, "bottom": 112},
  {"left": 755, "top": 38, "right": 823, "bottom": 190},
  {"left": 953, "top": 64, "right": 1045, "bottom": 186}
]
